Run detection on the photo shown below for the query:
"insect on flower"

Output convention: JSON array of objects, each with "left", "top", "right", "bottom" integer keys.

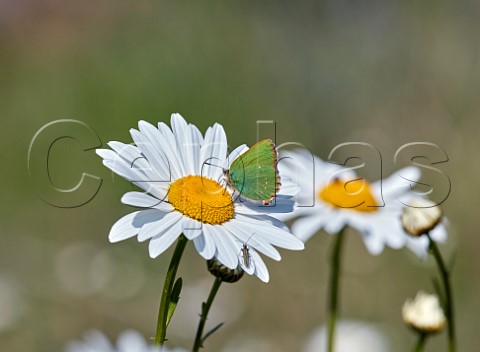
[
  {"left": 225, "top": 139, "right": 281, "bottom": 204},
  {"left": 239, "top": 233, "right": 256, "bottom": 269}
]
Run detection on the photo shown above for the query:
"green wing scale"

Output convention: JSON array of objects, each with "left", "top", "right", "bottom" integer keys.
[{"left": 227, "top": 139, "right": 280, "bottom": 203}]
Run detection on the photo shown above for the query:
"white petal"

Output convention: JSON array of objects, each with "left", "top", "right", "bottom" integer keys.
[
  {"left": 138, "top": 211, "right": 182, "bottom": 242},
  {"left": 108, "top": 141, "right": 164, "bottom": 187},
  {"left": 323, "top": 213, "right": 348, "bottom": 234},
  {"left": 274, "top": 205, "right": 317, "bottom": 222},
  {"left": 406, "top": 236, "right": 430, "bottom": 259},
  {"left": 379, "top": 166, "right": 421, "bottom": 204},
  {"left": 383, "top": 224, "right": 407, "bottom": 249},
  {"left": 170, "top": 113, "right": 191, "bottom": 174},
  {"left": 148, "top": 220, "right": 183, "bottom": 258},
  {"left": 200, "top": 123, "right": 228, "bottom": 180},
  {"left": 121, "top": 192, "right": 172, "bottom": 212},
  {"left": 278, "top": 151, "right": 317, "bottom": 201},
  {"left": 430, "top": 222, "right": 448, "bottom": 243},
  {"left": 96, "top": 148, "right": 117, "bottom": 161},
  {"left": 157, "top": 121, "right": 186, "bottom": 177},
  {"left": 224, "top": 221, "right": 281, "bottom": 261},
  {"left": 278, "top": 175, "right": 301, "bottom": 197},
  {"left": 226, "top": 144, "right": 249, "bottom": 168},
  {"left": 193, "top": 232, "right": 216, "bottom": 259},
  {"left": 117, "top": 331, "right": 148, "bottom": 352},
  {"left": 206, "top": 225, "right": 238, "bottom": 269},
  {"left": 291, "top": 214, "right": 326, "bottom": 242},
  {"left": 361, "top": 231, "right": 385, "bottom": 255},
  {"left": 131, "top": 123, "right": 176, "bottom": 180},
  {"left": 102, "top": 153, "right": 167, "bottom": 200},
  {"left": 109, "top": 210, "right": 160, "bottom": 243},
  {"left": 191, "top": 123, "right": 204, "bottom": 145},
  {"left": 234, "top": 195, "right": 296, "bottom": 215},
  {"left": 171, "top": 113, "right": 202, "bottom": 175},
  {"left": 182, "top": 218, "right": 204, "bottom": 240},
  {"left": 235, "top": 214, "right": 304, "bottom": 250},
  {"left": 77, "top": 330, "right": 113, "bottom": 351},
  {"left": 353, "top": 213, "right": 406, "bottom": 250},
  {"left": 250, "top": 250, "right": 270, "bottom": 283},
  {"left": 107, "top": 141, "right": 142, "bottom": 163},
  {"left": 187, "top": 123, "right": 203, "bottom": 174}
]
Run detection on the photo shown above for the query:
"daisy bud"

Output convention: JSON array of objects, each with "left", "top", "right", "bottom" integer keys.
[
  {"left": 207, "top": 258, "right": 244, "bottom": 283},
  {"left": 401, "top": 198, "right": 442, "bottom": 237},
  {"left": 402, "top": 291, "right": 446, "bottom": 334}
]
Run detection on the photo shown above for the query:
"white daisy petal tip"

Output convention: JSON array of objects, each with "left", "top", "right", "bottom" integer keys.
[
  {"left": 247, "top": 250, "right": 268, "bottom": 279},
  {"left": 108, "top": 211, "right": 144, "bottom": 243},
  {"left": 171, "top": 112, "right": 188, "bottom": 124},
  {"left": 137, "top": 120, "right": 153, "bottom": 131}
]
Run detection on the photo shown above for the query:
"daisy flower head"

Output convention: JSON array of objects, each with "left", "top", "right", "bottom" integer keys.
[
  {"left": 65, "top": 330, "right": 186, "bottom": 352},
  {"left": 97, "top": 114, "right": 303, "bottom": 282},
  {"left": 276, "top": 149, "right": 445, "bottom": 256}
]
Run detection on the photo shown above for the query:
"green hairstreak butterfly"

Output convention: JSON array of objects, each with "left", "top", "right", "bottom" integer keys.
[{"left": 225, "top": 139, "right": 280, "bottom": 203}]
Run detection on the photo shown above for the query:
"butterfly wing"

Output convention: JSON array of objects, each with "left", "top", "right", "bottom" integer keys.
[{"left": 228, "top": 139, "right": 280, "bottom": 202}]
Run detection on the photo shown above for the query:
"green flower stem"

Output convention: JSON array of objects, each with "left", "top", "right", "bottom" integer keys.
[
  {"left": 192, "top": 276, "right": 223, "bottom": 352},
  {"left": 427, "top": 234, "right": 456, "bottom": 352},
  {"left": 413, "top": 333, "right": 427, "bottom": 352},
  {"left": 327, "top": 227, "right": 347, "bottom": 352},
  {"left": 154, "top": 234, "right": 188, "bottom": 345}
]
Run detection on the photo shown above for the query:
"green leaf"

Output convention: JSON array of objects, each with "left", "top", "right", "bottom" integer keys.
[
  {"left": 201, "top": 322, "right": 224, "bottom": 345},
  {"left": 166, "top": 277, "right": 183, "bottom": 327}
]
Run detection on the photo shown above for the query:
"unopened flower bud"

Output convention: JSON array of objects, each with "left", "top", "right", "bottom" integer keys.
[
  {"left": 402, "top": 291, "right": 446, "bottom": 334},
  {"left": 401, "top": 198, "right": 442, "bottom": 237},
  {"left": 207, "top": 258, "right": 244, "bottom": 283}
]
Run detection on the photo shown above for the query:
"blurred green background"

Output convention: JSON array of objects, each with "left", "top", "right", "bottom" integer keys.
[{"left": 1, "top": 0, "right": 478, "bottom": 351}]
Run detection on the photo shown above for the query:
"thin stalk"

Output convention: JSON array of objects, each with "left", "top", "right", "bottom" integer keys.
[
  {"left": 192, "top": 276, "right": 223, "bottom": 352},
  {"left": 327, "top": 227, "right": 347, "bottom": 352},
  {"left": 427, "top": 233, "right": 456, "bottom": 352},
  {"left": 413, "top": 333, "right": 427, "bottom": 352},
  {"left": 154, "top": 235, "right": 188, "bottom": 345}
]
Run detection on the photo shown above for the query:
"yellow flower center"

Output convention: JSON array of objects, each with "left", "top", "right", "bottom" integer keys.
[
  {"left": 168, "top": 175, "right": 234, "bottom": 224},
  {"left": 319, "top": 178, "right": 378, "bottom": 212}
]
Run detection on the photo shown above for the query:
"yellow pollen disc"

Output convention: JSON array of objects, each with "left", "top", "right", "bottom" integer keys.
[
  {"left": 319, "top": 178, "right": 378, "bottom": 212},
  {"left": 168, "top": 175, "right": 234, "bottom": 224}
]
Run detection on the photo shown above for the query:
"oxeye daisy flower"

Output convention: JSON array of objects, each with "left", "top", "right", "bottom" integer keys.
[
  {"left": 276, "top": 149, "right": 446, "bottom": 256},
  {"left": 96, "top": 114, "right": 303, "bottom": 282},
  {"left": 65, "top": 330, "right": 186, "bottom": 352}
]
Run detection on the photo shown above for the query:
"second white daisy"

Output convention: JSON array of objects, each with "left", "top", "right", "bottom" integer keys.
[{"left": 276, "top": 149, "right": 446, "bottom": 256}]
